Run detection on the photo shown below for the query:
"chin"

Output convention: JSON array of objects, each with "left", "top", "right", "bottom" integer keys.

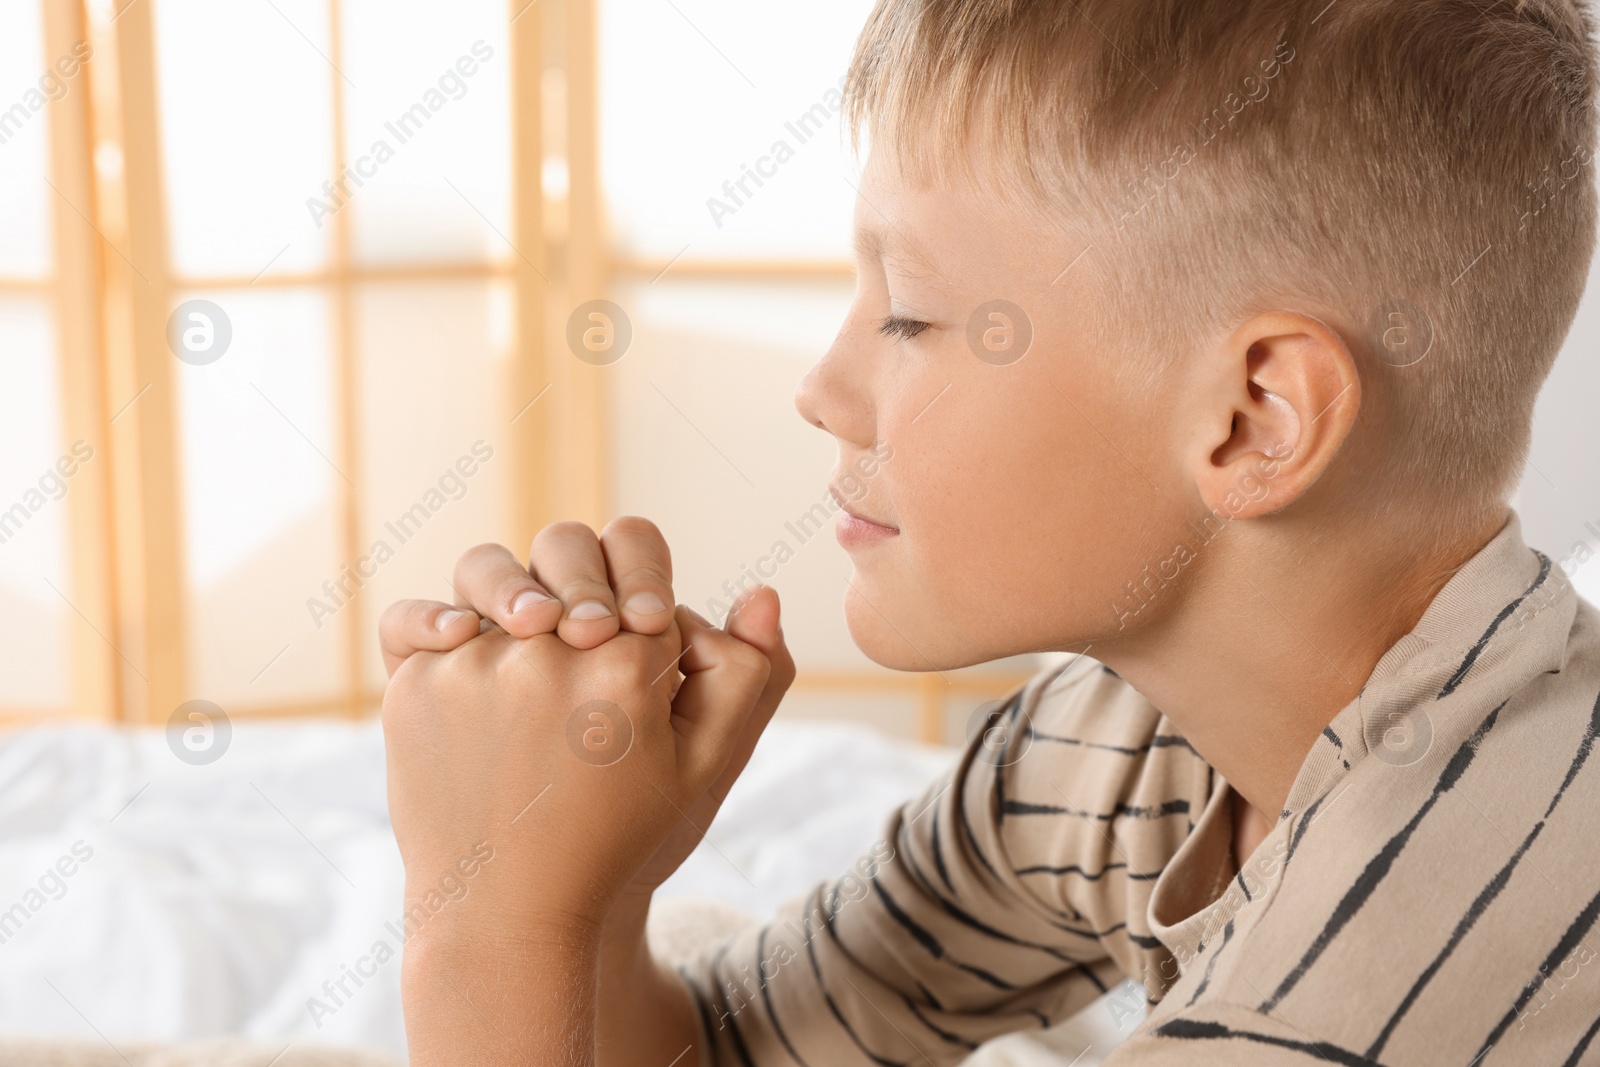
[
  {"left": 843, "top": 585, "right": 934, "bottom": 670},
  {"left": 842, "top": 586, "right": 989, "bottom": 672}
]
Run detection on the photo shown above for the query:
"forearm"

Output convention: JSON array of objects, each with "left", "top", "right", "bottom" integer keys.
[
  {"left": 597, "top": 894, "right": 705, "bottom": 1067},
  {"left": 402, "top": 923, "right": 600, "bottom": 1067}
]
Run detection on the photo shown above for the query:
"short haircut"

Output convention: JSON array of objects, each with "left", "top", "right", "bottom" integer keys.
[{"left": 845, "top": 0, "right": 1598, "bottom": 522}]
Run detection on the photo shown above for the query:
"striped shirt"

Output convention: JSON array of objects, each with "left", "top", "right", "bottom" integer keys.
[{"left": 682, "top": 513, "right": 1600, "bottom": 1065}]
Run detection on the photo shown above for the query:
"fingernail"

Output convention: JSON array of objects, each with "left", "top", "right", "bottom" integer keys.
[
  {"left": 624, "top": 592, "right": 668, "bottom": 616},
  {"left": 684, "top": 607, "right": 712, "bottom": 627},
  {"left": 511, "top": 589, "right": 553, "bottom": 615},
  {"left": 568, "top": 600, "right": 614, "bottom": 621},
  {"left": 436, "top": 609, "right": 470, "bottom": 632}
]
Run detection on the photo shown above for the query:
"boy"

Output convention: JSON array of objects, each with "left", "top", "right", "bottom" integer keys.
[{"left": 377, "top": 0, "right": 1600, "bottom": 1063}]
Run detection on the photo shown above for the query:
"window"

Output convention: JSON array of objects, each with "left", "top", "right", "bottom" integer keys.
[{"left": 0, "top": 0, "right": 1033, "bottom": 741}]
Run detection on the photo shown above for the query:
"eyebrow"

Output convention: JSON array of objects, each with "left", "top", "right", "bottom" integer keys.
[{"left": 854, "top": 221, "right": 955, "bottom": 290}]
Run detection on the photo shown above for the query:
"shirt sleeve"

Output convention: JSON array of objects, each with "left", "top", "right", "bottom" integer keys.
[{"left": 679, "top": 659, "right": 1213, "bottom": 1066}]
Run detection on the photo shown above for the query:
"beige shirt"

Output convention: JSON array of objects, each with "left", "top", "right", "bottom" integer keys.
[{"left": 682, "top": 514, "right": 1600, "bottom": 1065}]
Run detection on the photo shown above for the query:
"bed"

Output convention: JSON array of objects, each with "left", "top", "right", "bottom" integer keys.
[{"left": 0, "top": 716, "right": 1136, "bottom": 1064}]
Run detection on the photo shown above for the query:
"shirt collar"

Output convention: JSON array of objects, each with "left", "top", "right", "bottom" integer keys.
[{"left": 1282, "top": 510, "right": 1577, "bottom": 817}]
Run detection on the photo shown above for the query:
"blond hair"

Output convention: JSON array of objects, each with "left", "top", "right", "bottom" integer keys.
[{"left": 845, "top": 0, "right": 1598, "bottom": 521}]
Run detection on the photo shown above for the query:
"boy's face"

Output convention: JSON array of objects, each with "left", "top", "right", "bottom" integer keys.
[{"left": 796, "top": 148, "right": 1198, "bottom": 670}]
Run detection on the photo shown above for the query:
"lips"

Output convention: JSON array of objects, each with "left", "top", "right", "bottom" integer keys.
[{"left": 831, "top": 489, "right": 899, "bottom": 550}]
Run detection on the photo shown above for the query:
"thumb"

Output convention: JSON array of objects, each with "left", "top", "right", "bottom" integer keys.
[
  {"left": 705, "top": 586, "right": 796, "bottom": 803},
  {"left": 725, "top": 583, "right": 782, "bottom": 654},
  {"left": 670, "top": 605, "right": 773, "bottom": 792}
]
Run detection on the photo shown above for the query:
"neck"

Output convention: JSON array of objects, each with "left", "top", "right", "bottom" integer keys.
[{"left": 1096, "top": 506, "right": 1506, "bottom": 824}]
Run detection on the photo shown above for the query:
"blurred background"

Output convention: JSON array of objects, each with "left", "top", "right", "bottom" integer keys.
[
  {"left": 0, "top": 1, "right": 1061, "bottom": 1061},
  {"left": 2, "top": 0, "right": 1599, "bottom": 1062},
  {"left": 0, "top": 0, "right": 1036, "bottom": 742}
]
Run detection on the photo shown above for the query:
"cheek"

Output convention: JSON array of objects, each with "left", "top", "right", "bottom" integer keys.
[{"left": 845, "top": 353, "right": 1180, "bottom": 666}]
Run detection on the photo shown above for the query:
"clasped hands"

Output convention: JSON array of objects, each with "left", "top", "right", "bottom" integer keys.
[{"left": 378, "top": 516, "right": 795, "bottom": 952}]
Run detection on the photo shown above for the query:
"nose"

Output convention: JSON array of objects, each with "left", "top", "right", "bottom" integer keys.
[
  {"left": 793, "top": 359, "right": 829, "bottom": 433},
  {"left": 795, "top": 312, "right": 877, "bottom": 450}
]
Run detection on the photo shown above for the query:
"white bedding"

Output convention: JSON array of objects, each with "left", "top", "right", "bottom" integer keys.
[{"left": 0, "top": 717, "right": 1136, "bottom": 1064}]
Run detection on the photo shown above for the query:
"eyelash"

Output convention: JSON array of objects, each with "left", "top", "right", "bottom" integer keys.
[{"left": 878, "top": 315, "right": 932, "bottom": 340}]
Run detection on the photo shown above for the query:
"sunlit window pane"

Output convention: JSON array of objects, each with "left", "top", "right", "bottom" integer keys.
[
  {"left": 354, "top": 280, "right": 512, "bottom": 691},
  {"left": 341, "top": 0, "right": 511, "bottom": 265},
  {"left": 0, "top": 298, "right": 69, "bottom": 708},
  {"left": 154, "top": 0, "right": 334, "bottom": 278},
  {"left": 175, "top": 288, "right": 345, "bottom": 707},
  {"left": 0, "top": 0, "right": 54, "bottom": 278},
  {"left": 600, "top": 0, "right": 872, "bottom": 260}
]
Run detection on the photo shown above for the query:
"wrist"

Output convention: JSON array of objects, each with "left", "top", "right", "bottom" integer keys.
[
  {"left": 402, "top": 923, "right": 601, "bottom": 1067},
  {"left": 405, "top": 904, "right": 603, "bottom": 976}
]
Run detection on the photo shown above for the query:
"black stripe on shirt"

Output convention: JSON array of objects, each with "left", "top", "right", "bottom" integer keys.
[
  {"left": 1437, "top": 551, "right": 1552, "bottom": 699},
  {"left": 1366, "top": 686, "right": 1600, "bottom": 1059},
  {"left": 1014, "top": 860, "right": 1165, "bottom": 881},
  {"left": 1185, "top": 917, "right": 1235, "bottom": 1008},
  {"left": 681, "top": 967, "right": 728, "bottom": 1067},
  {"left": 1152, "top": 1017, "right": 1386, "bottom": 1066},
  {"left": 902, "top": 994, "right": 980, "bottom": 1052},
  {"left": 1259, "top": 699, "right": 1507, "bottom": 1014},
  {"left": 805, "top": 922, "right": 910, "bottom": 1067},
  {"left": 912, "top": 978, "right": 943, "bottom": 1012},
  {"left": 957, "top": 764, "right": 1004, "bottom": 884},
  {"left": 1561, "top": 1014, "right": 1600, "bottom": 1067},
  {"left": 1286, "top": 788, "right": 1330, "bottom": 861},
  {"left": 991, "top": 696, "right": 1024, "bottom": 814},
  {"left": 1001, "top": 797, "right": 1192, "bottom": 821},
  {"left": 894, "top": 818, "right": 1102, "bottom": 975},
  {"left": 1040, "top": 915, "right": 1130, "bottom": 942},
  {"left": 870, "top": 878, "right": 1018, "bottom": 991},
  {"left": 705, "top": 946, "right": 761, "bottom": 1067},
  {"left": 755, "top": 925, "right": 814, "bottom": 1067},
  {"left": 928, "top": 807, "right": 955, "bottom": 895},
  {"left": 1471, "top": 883, "right": 1600, "bottom": 1063},
  {"left": 1027, "top": 729, "right": 1202, "bottom": 759}
]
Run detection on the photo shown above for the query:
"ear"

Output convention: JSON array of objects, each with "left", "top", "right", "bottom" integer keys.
[{"left": 1192, "top": 312, "right": 1360, "bottom": 520}]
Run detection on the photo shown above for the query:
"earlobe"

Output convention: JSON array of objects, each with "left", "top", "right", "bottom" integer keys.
[{"left": 1195, "top": 313, "right": 1360, "bottom": 522}]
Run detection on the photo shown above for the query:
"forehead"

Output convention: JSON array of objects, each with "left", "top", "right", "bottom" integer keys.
[
  {"left": 850, "top": 149, "right": 978, "bottom": 284},
  {"left": 850, "top": 148, "right": 1086, "bottom": 293}
]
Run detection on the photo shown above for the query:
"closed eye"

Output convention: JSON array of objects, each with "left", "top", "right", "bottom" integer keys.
[{"left": 878, "top": 315, "right": 931, "bottom": 340}]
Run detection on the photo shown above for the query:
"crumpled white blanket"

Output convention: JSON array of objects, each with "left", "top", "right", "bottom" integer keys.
[{"left": 0, "top": 716, "right": 1136, "bottom": 1064}]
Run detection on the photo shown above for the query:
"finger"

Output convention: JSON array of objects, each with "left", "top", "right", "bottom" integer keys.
[
  {"left": 671, "top": 601, "right": 776, "bottom": 792},
  {"left": 703, "top": 586, "right": 795, "bottom": 801},
  {"left": 600, "top": 516, "right": 676, "bottom": 635},
  {"left": 379, "top": 598, "right": 481, "bottom": 676},
  {"left": 528, "top": 521, "right": 620, "bottom": 649},
  {"left": 450, "top": 543, "right": 562, "bottom": 639}
]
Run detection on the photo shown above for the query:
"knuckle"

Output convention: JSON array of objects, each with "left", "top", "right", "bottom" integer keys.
[
  {"left": 539, "top": 520, "right": 597, "bottom": 544},
  {"left": 379, "top": 598, "right": 412, "bottom": 634},
  {"left": 559, "top": 576, "right": 616, "bottom": 602},
  {"left": 382, "top": 654, "right": 431, "bottom": 722},
  {"left": 603, "top": 515, "right": 663, "bottom": 541},
  {"left": 596, "top": 639, "right": 656, "bottom": 688},
  {"left": 456, "top": 541, "right": 506, "bottom": 577},
  {"left": 616, "top": 561, "right": 671, "bottom": 588},
  {"left": 496, "top": 571, "right": 539, "bottom": 601},
  {"left": 724, "top": 641, "right": 772, "bottom": 684},
  {"left": 619, "top": 657, "right": 655, "bottom": 692}
]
